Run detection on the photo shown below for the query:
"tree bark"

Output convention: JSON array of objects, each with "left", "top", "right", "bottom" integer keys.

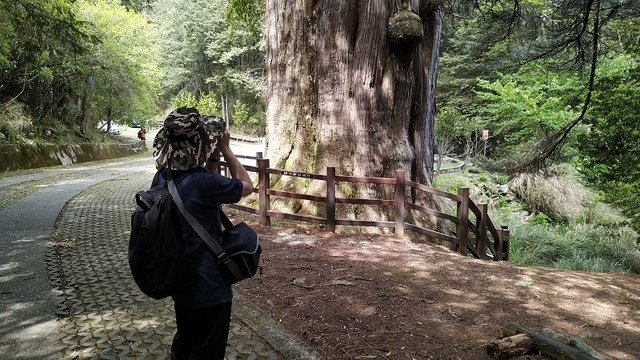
[
  {"left": 79, "top": 73, "right": 95, "bottom": 134},
  {"left": 265, "top": 0, "right": 442, "bottom": 215}
]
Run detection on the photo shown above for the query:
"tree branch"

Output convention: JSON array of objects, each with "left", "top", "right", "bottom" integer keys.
[{"left": 511, "top": 0, "right": 601, "bottom": 173}]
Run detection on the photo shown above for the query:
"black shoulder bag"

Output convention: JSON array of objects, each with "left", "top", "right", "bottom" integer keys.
[{"left": 167, "top": 170, "right": 262, "bottom": 284}]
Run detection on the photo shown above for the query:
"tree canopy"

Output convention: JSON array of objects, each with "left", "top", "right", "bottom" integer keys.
[
  {"left": 149, "top": 0, "right": 265, "bottom": 130},
  {"left": 0, "top": 0, "right": 162, "bottom": 138},
  {"left": 1, "top": 0, "right": 638, "bottom": 227}
]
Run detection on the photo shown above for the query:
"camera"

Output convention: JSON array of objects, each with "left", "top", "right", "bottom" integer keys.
[{"left": 204, "top": 116, "right": 226, "bottom": 136}]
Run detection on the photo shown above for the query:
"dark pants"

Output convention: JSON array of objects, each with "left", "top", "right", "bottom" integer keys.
[{"left": 171, "top": 301, "right": 233, "bottom": 360}]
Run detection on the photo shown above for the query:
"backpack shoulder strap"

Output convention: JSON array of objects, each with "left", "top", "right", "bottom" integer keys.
[
  {"left": 219, "top": 209, "right": 234, "bottom": 230},
  {"left": 167, "top": 170, "right": 245, "bottom": 280},
  {"left": 166, "top": 171, "right": 223, "bottom": 256}
]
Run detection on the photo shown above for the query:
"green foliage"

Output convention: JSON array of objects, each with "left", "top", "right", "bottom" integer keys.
[
  {"left": 435, "top": 106, "right": 470, "bottom": 137},
  {"left": 432, "top": 173, "right": 474, "bottom": 195},
  {"left": 434, "top": 105, "right": 483, "bottom": 157},
  {"left": 474, "top": 65, "right": 582, "bottom": 155},
  {"left": 171, "top": 92, "right": 198, "bottom": 109},
  {"left": 0, "top": 101, "right": 32, "bottom": 139},
  {"left": 487, "top": 170, "right": 640, "bottom": 274},
  {"left": 439, "top": 163, "right": 640, "bottom": 274},
  {"left": 0, "top": 0, "right": 91, "bottom": 126},
  {"left": 226, "top": 0, "right": 263, "bottom": 33},
  {"left": 120, "top": 0, "right": 154, "bottom": 12},
  {"left": 439, "top": 0, "right": 639, "bottom": 167},
  {"left": 150, "top": 0, "right": 264, "bottom": 98},
  {"left": 77, "top": 0, "right": 162, "bottom": 127},
  {"left": 577, "top": 199, "right": 628, "bottom": 227},
  {"left": 196, "top": 94, "right": 222, "bottom": 116},
  {"left": 0, "top": 0, "right": 162, "bottom": 140},
  {"left": 578, "top": 52, "right": 640, "bottom": 230},
  {"left": 232, "top": 101, "right": 250, "bottom": 125},
  {"left": 171, "top": 92, "right": 220, "bottom": 116},
  {"left": 229, "top": 99, "right": 264, "bottom": 134},
  {"left": 601, "top": 182, "right": 640, "bottom": 230},
  {"left": 0, "top": 6, "right": 12, "bottom": 68},
  {"left": 495, "top": 174, "right": 509, "bottom": 185},
  {"left": 527, "top": 212, "right": 550, "bottom": 225}
]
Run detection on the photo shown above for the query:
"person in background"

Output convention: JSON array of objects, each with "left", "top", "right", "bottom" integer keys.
[
  {"left": 137, "top": 128, "right": 146, "bottom": 141},
  {"left": 151, "top": 107, "right": 253, "bottom": 359}
]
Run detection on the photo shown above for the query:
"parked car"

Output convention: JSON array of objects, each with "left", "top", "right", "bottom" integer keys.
[
  {"left": 108, "top": 124, "right": 120, "bottom": 135},
  {"left": 99, "top": 122, "right": 120, "bottom": 135}
]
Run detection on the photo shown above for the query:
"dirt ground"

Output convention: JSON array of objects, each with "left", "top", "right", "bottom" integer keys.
[{"left": 236, "top": 224, "right": 640, "bottom": 360}]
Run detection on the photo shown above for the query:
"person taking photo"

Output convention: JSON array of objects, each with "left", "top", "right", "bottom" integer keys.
[{"left": 151, "top": 107, "right": 252, "bottom": 359}]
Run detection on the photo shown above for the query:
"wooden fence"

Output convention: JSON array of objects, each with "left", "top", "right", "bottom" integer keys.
[{"left": 222, "top": 153, "right": 509, "bottom": 261}]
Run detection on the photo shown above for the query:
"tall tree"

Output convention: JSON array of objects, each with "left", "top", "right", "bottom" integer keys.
[
  {"left": 76, "top": 0, "right": 162, "bottom": 130},
  {"left": 151, "top": 0, "right": 264, "bottom": 120},
  {"left": 266, "top": 0, "right": 443, "bottom": 193},
  {"left": 0, "top": 0, "right": 89, "bottom": 126}
]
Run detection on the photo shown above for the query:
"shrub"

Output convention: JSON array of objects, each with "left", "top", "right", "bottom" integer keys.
[
  {"left": 473, "top": 156, "right": 516, "bottom": 173},
  {"left": 197, "top": 93, "right": 221, "bottom": 116},
  {"left": 528, "top": 212, "right": 550, "bottom": 225},
  {"left": 433, "top": 173, "right": 474, "bottom": 194},
  {"left": 0, "top": 101, "right": 32, "bottom": 143}
]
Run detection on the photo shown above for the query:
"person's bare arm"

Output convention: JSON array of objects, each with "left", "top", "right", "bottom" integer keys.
[{"left": 215, "top": 133, "right": 253, "bottom": 197}]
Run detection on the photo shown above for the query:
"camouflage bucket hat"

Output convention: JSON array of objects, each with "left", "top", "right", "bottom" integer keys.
[{"left": 153, "top": 107, "right": 212, "bottom": 170}]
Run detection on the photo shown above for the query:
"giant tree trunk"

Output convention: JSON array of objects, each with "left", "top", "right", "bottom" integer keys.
[{"left": 265, "top": 0, "right": 443, "bottom": 218}]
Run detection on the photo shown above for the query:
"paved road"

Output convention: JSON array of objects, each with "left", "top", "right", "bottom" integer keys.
[
  {"left": 0, "top": 159, "right": 155, "bottom": 359},
  {"left": 0, "top": 148, "right": 319, "bottom": 359}
]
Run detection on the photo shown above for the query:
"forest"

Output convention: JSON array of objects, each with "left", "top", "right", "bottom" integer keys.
[{"left": 1, "top": 0, "right": 639, "bottom": 273}]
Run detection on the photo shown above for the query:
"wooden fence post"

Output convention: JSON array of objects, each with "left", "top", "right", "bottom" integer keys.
[
  {"left": 395, "top": 170, "right": 406, "bottom": 237},
  {"left": 258, "top": 158, "right": 270, "bottom": 226},
  {"left": 477, "top": 203, "right": 488, "bottom": 260},
  {"left": 326, "top": 167, "right": 336, "bottom": 232},
  {"left": 456, "top": 188, "right": 470, "bottom": 255},
  {"left": 501, "top": 226, "right": 510, "bottom": 261}
]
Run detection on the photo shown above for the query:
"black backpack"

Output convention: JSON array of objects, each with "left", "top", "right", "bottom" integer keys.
[{"left": 128, "top": 174, "right": 201, "bottom": 300}]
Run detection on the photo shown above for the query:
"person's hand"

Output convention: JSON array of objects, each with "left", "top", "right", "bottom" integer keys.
[{"left": 218, "top": 131, "right": 232, "bottom": 154}]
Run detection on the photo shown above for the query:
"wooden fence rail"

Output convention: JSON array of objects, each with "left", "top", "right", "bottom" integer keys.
[{"left": 219, "top": 153, "right": 509, "bottom": 261}]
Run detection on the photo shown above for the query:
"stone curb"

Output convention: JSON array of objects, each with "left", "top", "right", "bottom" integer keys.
[{"left": 0, "top": 141, "right": 146, "bottom": 172}]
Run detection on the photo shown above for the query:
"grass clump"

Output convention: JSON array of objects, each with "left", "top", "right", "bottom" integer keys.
[
  {"left": 509, "top": 220, "right": 640, "bottom": 273},
  {"left": 509, "top": 172, "right": 588, "bottom": 222}
]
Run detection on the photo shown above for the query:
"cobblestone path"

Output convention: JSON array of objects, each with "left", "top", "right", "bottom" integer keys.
[{"left": 46, "top": 169, "right": 286, "bottom": 359}]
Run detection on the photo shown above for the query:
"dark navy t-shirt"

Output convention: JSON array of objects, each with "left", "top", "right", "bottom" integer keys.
[{"left": 152, "top": 167, "right": 243, "bottom": 308}]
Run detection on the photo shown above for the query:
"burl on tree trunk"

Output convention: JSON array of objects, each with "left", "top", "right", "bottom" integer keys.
[{"left": 265, "top": 1, "right": 443, "bottom": 219}]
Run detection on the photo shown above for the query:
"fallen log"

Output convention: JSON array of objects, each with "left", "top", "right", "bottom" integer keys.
[
  {"left": 568, "top": 338, "right": 607, "bottom": 360},
  {"left": 486, "top": 333, "right": 534, "bottom": 359},
  {"left": 540, "top": 329, "right": 606, "bottom": 360},
  {"left": 498, "top": 323, "right": 603, "bottom": 360}
]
